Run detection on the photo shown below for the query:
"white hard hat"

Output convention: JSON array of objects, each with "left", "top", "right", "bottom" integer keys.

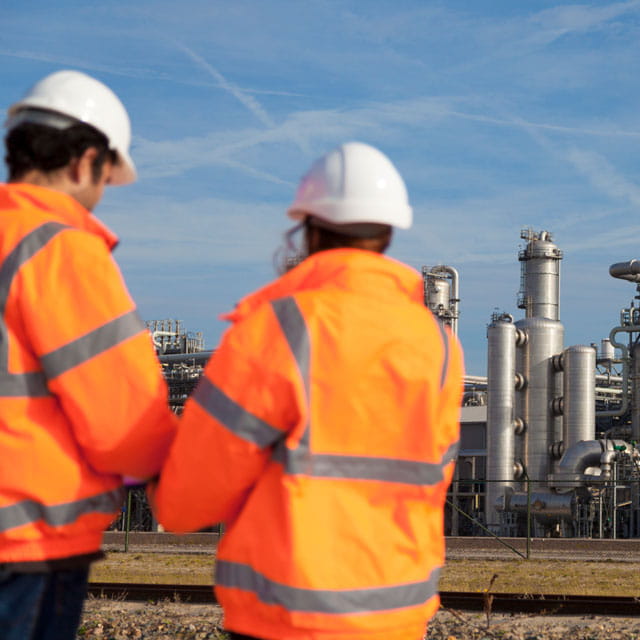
[
  {"left": 5, "top": 70, "right": 136, "bottom": 185},
  {"left": 287, "top": 141, "right": 412, "bottom": 229}
]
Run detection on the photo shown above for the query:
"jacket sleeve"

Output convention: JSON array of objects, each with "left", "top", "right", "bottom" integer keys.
[
  {"left": 152, "top": 303, "right": 300, "bottom": 533},
  {"left": 18, "top": 227, "right": 177, "bottom": 479}
]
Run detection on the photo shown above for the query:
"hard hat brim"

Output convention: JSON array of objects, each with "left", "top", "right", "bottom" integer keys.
[
  {"left": 110, "top": 148, "right": 137, "bottom": 186},
  {"left": 287, "top": 202, "right": 413, "bottom": 230}
]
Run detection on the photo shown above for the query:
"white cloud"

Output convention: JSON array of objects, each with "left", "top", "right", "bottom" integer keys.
[
  {"left": 531, "top": 1, "right": 640, "bottom": 37},
  {"left": 100, "top": 193, "right": 286, "bottom": 266},
  {"left": 566, "top": 148, "right": 640, "bottom": 207},
  {"left": 132, "top": 93, "right": 640, "bottom": 188}
]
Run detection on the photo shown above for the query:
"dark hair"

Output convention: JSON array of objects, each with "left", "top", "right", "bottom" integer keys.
[
  {"left": 5, "top": 122, "right": 117, "bottom": 182},
  {"left": 304, "top": 217, "right": 392, "bottom": 254}
]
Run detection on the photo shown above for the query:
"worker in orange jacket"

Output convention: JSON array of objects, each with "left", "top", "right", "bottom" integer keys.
[
  {"left": 0, "top": 70, "right": 177, "bottom": 640},
  {"left": 153, "top": 142, "right": 463, "bottom": 640}
]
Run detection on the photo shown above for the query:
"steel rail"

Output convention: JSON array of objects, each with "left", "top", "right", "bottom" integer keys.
[
  {"left": 89, "top": 582, "right": 215, "bottom": 604},
  {"left": 88, "top": 583, "right": 640, "bottom": 616},
  {"left": 440, "top": 591, "right": 640, "bottom": 616}
]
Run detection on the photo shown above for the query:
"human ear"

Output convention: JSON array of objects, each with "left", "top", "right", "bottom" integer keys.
[{"left": 71, "top": 147, "right": 99, "bottom": 186}]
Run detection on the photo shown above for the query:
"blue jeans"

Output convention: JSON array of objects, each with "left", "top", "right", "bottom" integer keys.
[{"left": 0, "top": 567, "right": 88, "bottom": 640}]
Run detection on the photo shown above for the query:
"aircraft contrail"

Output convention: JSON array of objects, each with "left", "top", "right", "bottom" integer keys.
[{"left": 172, "top": 40, "right": 311, "bottom": 156}]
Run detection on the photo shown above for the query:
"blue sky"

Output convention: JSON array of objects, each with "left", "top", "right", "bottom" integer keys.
[{"left": 3, "top": 1, "right": 640, "bottom": 375}]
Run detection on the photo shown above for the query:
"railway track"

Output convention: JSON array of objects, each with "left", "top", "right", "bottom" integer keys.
[{"left": 88, "top": 583, "right": 640, "bottom": 616}]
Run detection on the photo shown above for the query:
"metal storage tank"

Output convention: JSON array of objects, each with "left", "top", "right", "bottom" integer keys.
[
  {"left": 506, "top": 490, "right": 574, "bottom": 521},
  {"left": 600, "top": 339, "right": 615, "bottom": 362},
  {"left": 562, "top": 345, "right": 596, "bottom": 450}
]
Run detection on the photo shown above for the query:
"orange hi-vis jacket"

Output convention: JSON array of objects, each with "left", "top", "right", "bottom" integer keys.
[
  {"left": 0, "top": 183, "right": 177, "bottom": 564},
  {"left": 154, "top": 248, "right": 463, "bottom": 640}
]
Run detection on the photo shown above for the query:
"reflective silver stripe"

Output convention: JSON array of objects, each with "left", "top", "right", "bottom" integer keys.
[
  {"left": 0, "top": 222, "right": 69, "bottom": 398},
  {"left": 0, "top": 371, "right": 49, "bottom": 398},
  {"left": 436, "top": 320, "right": 449, "bottom": 389},
  {"left": 40, "top": 309, "right": 145, "bottom": 379},
  {"left": 0, "top": 223, "right": 69, "bottom": 310},
  {"left": 270, "top": 297, "right": 312, "bottom": 469},
  {"left": 443, "top": 439, "right": 460, "bottom": 466},
  {"left": 216, "top": 560, "right": 440, "bottom": 614},
  {"left": 193, "top": 377, "right": 282, "bottom": 448},
  {"left": 0, "top": 487, "right": 125, "bottom": 533},
  {"left": 269, "top": 297, "right": 310, "bottom": 405},
  {"left": 280, "top": 446, "right": 460, "bottom": 485}
]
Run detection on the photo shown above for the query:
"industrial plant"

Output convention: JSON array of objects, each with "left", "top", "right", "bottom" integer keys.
[
  {"left": 133, "top": 229, "right": 640, "bottom": 540},
  {"left": 425, "top": 229, "right": 640, "bottom": 540}
]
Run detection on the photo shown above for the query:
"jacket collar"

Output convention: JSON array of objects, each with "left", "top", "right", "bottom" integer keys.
[
  {"left": 6, "top": 183, "right": 119, "bottom": 250},
  {"left": 224, "top": 248, "right": 424, "bottom": 323}
]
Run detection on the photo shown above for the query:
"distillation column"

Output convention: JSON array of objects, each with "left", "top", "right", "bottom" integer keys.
[
  {"left": 486, "top": 315, "right": 518, "bottom": 531},
  {"left": 516, "top": 230, "right": 564, "bottom": 488},
  {"left": 518, "top": 229, "right": 562, "bottom": 321},
  {"left": 516, "top": 229, "right": 564, "bottom": 489},
  {"left": 515, "top": 317, "right": 564, "bottom": 486},
  {"left": 422, "top": 265, "right": 460, "bottom": 335}
]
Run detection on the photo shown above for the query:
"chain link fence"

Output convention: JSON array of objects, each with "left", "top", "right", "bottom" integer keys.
[{"left": 109, "top": 474, "right": 640, "bottom": 557}]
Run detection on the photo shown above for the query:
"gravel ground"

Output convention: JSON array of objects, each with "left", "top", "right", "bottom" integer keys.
[{"left": 77, "top": 600, "right": 640, "bottom": 639}]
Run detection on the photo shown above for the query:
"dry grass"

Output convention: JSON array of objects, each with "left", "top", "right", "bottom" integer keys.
[
  {"left": 90, "top": 552, "right": 214, "bottom": 585},
  {"left": 440, "top": 558, "right": 640, "bottom": 596},
  {"left": 90, "top": 552, "right": 640, "bottom": 596}
]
